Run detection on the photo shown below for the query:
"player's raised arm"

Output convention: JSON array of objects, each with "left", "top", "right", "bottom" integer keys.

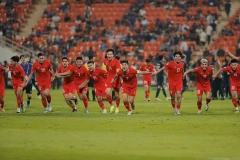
[
  {"left": 137, "top": 70, "right": 153, "bottom": 75},
  {"left": 225, "top": 48, "right": 239, "bottom": 60},
  {"left": 49, "top": 65, "right": 55, "bottom": 81}
]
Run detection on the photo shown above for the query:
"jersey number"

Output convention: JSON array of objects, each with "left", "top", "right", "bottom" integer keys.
[{"left": 176, "top": 68, "right": 180, "bottom": 73}]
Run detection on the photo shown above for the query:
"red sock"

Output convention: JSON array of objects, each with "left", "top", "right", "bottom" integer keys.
[
  {"left": 177, "top": 104, "right": 181, "bottom": 109},
  {"left": 206, "top": 98, "right": 211, "bottom": 104},
  {"left": 145, "top": 91, "right": 148, "bottom": 98},
  {"left": 0, "top": 100, "right": 4, "bottom": 109},
  {"left": 197, "top": 101, "right": 202, "bottom": 110},
  {"left": 17, "top": 96, "right": 23, "bottom": 108},
  {"left": 71, "top": 104, "right": 76, "bottom": 109},
  {"left": 41, "top": 97, "right": 47, "bottom": 108},
  {"left": 46, "top": 95, "right": 51, "bottom": 103},
  {"left": 147, "top": 90, "right": 150, "bottom": 98},
  {"left": 232, "top": 98, "right": 238, "bottom": 108},
  {"left": 171, "top": 102, "right": 175, "bottom": 109},
  {"left": 116, "top": 97, "right": 120, "bottom": 108},
  {"left": 106, "top": 96, "right": 113, "bottom": 106},
  {"left": 83, "top": 97, "right": 88, "bottom": 110},
  {"left": 124, "top": 101, "right": 131, "bottom": 111},
  {"left": 98, "top": 100, "right": 105, "bottom": 109}
]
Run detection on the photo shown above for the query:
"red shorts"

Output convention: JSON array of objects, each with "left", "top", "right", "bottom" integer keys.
[
  {"left": 196, "top": 86, "right": 211, "bottom": 96},
  {"left": 169, "top": 84, "right": 182, "bottom": 97},
  {"left": 75, "top": 84, "right": 88, "bottom": 95},
  {"left": 95, "top": 87, "right": 107, "bottom": 98},
  {"left": 105, "top": 79, "right": 121, "bottom": 92},
  {"left": 38, "top": 83, "right": 51, "bottom": 92},
  {"left": 142, "top": 78, "right": 151, "bottom": 86},
  {"left": 0, "top": 84, "right": 5, "bottom": 98},
  {"left": 12, "top": 83, "right": 24, "bottom": 93},
  {"left": 63, "top": 83, "right": 75, "bottom": 95},
  {"left": 122, "top": 86, "right": 137, "bottom": 96},
  {"left": 230, "top": 85, "right": 240, "bottom": 94}
]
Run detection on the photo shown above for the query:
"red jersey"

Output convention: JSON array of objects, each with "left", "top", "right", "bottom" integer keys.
[
  {"left": 71, "top": 65, "right": 89, "bottom": 85},
  {"left": 117, "top": 68, "right": 138, "bottom": 88},
  {"left": 222, "top": 65, "right": 240, "bottom": 86},
  {"left": 164, "top": 61, "right": 184, "bottom": 86},
  {"left": 104, "top": 58, "right": 121, "bottom": 79},
  {"left": 140, "top": 63, "right": 155, "bottom": 80},
  {"left": 193, "top": 66, "right": 212, "bottom": 88},
  {"left": 88, "top": 68, "right": 107, "bottom": 88},
  {"left": 32, "top": 60, "right": 52, "bottom": 84},
  {"left": 9, "top": 64, "right": 25, "bottom": 85},
  {"left": 57, "top": 65, "right": 74, "bottom": 85},
  {"left": 0, "top": 66, "right": 4, "bottom": 86}
]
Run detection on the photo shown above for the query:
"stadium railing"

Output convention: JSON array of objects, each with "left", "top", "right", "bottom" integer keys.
[{"left": 0, "top": 36, "right": 36, "bottom": 57}]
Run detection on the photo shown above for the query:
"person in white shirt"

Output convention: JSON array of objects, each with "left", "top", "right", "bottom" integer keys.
[
  {"left": 200, "top": 31, "right": 207, "bottom": 47},
  {"left": 180, "top": 41, "right": 188, "bottom": 52},
  {"left": 52, "top": 15, "right": 61, "bottom": 23},
  {"left": 206, "top": 25, "right": 213, "bottom": 45},
  {"left": 141, "top": 17, "right": 148, "bottom": 28}
]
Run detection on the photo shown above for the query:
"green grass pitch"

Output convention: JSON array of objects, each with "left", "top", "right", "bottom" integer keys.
[{"left": 0, "top": 87, "right": 239, "bottom": 160}]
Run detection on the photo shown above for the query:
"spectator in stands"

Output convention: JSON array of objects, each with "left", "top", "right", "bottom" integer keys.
[
  {"left": 59, "top": 0, "right": 70, "bottom": 13},
  {"left": 30, "top": 28, "right": 36, "bottom": 37},
  {"left": 203, "top": 48, "right": 211, "bottom": 57},
  {"left": 75, "top": 14, "right": 82, "bottom": 24},
  {"left": 64, "top": 13, "right": 71, "bottom": 22},
  {"left": 200, "top": 30, "right": 207, "bottom": 47},
  {"left": 36, "top": 28, "right": 42, "bottom": 37},
  {"left": 206, "top": 12, "right": 214, "bottom": 25},
  {"left": 48, "top": 9, "right": 56, "bottom": 18},
  {"left": 75, "top": 24, "right": 82, "bottom": 33},
  {"left": 141, "top": 17, "right": 148, "bottom": 28},
  {"left": 100, "top": 40, "right": 107, "bottom": 52},
  {"left": 180, "top": 39, "right": 188, "bottom": 52},
  {"left": 224, "top": 1, "right": 231, "bottom": 20},
  {"left": 70, "top": 24, "right": 76, "bottom": 33},
  {"left": 216, "top": 46, "right": 225, "bottom": 57},
  {"left": 43, "top": 9, "right": 48, "bottom": 18},
  {"left": 81, "top": 48, "right": 88, "bottom": 57},
  {"left": 52, "top": 14, "right": 61, "bottom": 23},
  {"left": 206, "top": 24, "right": 213, "bottom": 45},
  {"left": 181, "top": 23, "right": 189, "bottom": 33},
  {"left": 88, "top": 47, "right": 95, "bottom": 57},
  {"left": 84, "top": 8, "right": 92, "bottom": 20}
]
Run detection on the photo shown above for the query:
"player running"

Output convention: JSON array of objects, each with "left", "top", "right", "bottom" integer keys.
[
  {"left": 55, "top": 57, "right": 78, "bottom": 112},
  {"left": 57, "top": 56, "right": 89, "bottom": 113},
  {"left": 103, "top": 49, "right": 121, "bottom": 113},
  {"left": 25, "top": 53, "right": 55, "bottom": 113},
  {"left": 213, "top": 59, "right": 240, "bottom": 113},
  {"left": 111, "top": 60, "right": 152, "bottom": 115},
  {"left": 155, "top": 55, "right": 169, "bottom": 101},
  {"left": 86, "top": 61, "right": 112, "bottom": 113},
  {"left": 140, "top": 58, "right": 155, "bottom": 101},
  {"left": 20, "top": 55, "right": 33, "bottom": 107},
  {"left": 9, "top": 56, "right": 25, "bottom": 113},
  {"left": 0, "top": 64, "right": 7, "bottom": 112},
  {"left": 183, "top": 59, "right": 212, "bottom": 114},
  {"left": 153, "top": 51, "right": 184, "bottom": 115}
]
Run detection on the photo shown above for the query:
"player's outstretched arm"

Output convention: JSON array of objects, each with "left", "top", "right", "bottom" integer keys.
[
  {"left": 79, "top": 79, "right": 90, "bottom": 89},
  {"left": 56, "top": 70, "right": 72, "bottom": 78},
  {"left": 183, "top": 69, "right": 193, "bottom": 77},
  {"left": 24, "top": 71, "right": 33, "bottom": 87},
  {"left": 212, "top": 69, "right": 222, "bottom": 80},
  {"left": 49, "top": 67, "right": 55, "bottom": 81},
  {"left": 138, "top": 71, "right": 152, "bottom": 75},
  {"left": 111, "top": 74, "right": 119, "bottom": 84},
  {"left": 152, "top": 66, "right": 165, "bottom": 75},
  {"left": 225, "top": 48, "right": 239, "bottom": 60}
]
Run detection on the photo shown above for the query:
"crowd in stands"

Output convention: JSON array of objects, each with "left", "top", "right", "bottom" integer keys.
[{"left": 10, "top": 0, "right": 226, "bottom": 68}]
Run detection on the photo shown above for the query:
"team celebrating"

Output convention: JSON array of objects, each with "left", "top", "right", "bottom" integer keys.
[{"left": 0, "top": 48, "right": 240, "bottom": 115}]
